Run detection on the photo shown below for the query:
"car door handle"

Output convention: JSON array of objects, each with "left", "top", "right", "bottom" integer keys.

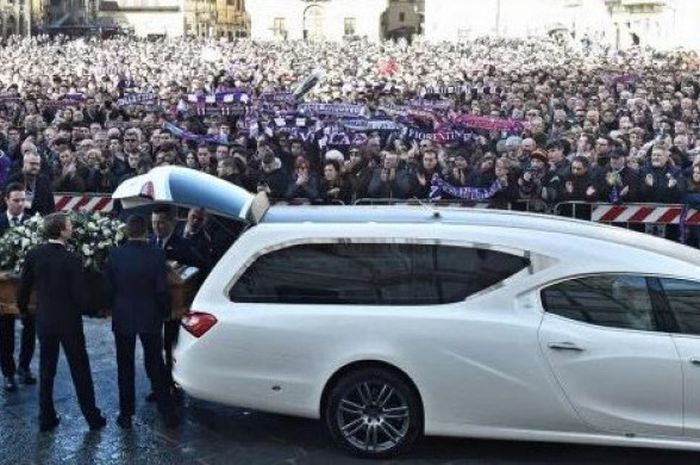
[
  {"left": 548, "top": 342, "right": 585, "bottom": 352},
  {"left": 690, "top": 358, "right": 700, "bottom": 366}
]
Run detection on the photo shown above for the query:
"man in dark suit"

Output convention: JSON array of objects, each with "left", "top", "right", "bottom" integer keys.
[
  {"left": 149, "top": 205, "right": 207, "bottom": 399},
  {"left": 0, "top": 182, "right": 36, "bottom": 391},
  {"left": 17, "top": 213, "right": 106, "bottom": 432},
  {"left": 151, "top": 206, "right": 210, "bottom": 270},
  {"left": 171, "top": 208, "right": 213, "bottom": 277},
  {"left": 105, "top": 215, "right": 179, "bottom": 429},
  {"left": 7, "top": 151, "right": 55, "bottom": 216}
]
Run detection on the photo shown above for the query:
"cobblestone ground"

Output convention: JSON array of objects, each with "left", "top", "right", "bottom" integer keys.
[{"left": 1, "top": 318, "right": 699, "bottom": 465}]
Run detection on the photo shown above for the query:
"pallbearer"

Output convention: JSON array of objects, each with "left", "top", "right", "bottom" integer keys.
[
  {"left": 18, "top": 213, "right": 106, "bottom": 432},
  {"left": 105, "top": 215, "right": 180, "bottom": 429}
]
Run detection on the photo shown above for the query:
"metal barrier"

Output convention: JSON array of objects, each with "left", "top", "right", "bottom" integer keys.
[
  {"left": 553, "top": 201, "right": 700, "bottom": 225},
  {"left": 354, "top": 198, "right": 494, "bottom": 208},
  {"left": 50, "top": 192, "right": 536, "bottom": 213},
  {"left": 552, "top": 201, "right": 593, "bottom": 221},
  {"left": 553, "top": 201, "right": 700, "bottom": 242},
  {"left": 51, "top": 194, "right": 345, "bottom": 213},
  {"left": 591, "top": 203, "right": 700, "bottom": 225},
  {"left": 351, "top": 198, "right": 550, "bottom": 212},
  {"left": 53, "top": 193, "right": 114, "bottom": 213},
  {"left": 512, "top": 199, "right": 551, "bottom": 213},
  {"left": 269, "top": 198, "right": 345, "bottom": 206},
  {"left": 51, "top": 193, "right": 696, "bottom": 243}
]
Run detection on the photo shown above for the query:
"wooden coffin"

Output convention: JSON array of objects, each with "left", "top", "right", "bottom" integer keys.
[{"left": 0, "top": 265, "right": 200, "bottom": 319}]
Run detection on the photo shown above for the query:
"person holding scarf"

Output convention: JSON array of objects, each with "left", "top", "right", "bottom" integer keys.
[
  {"left": 411, "top": 149, "right": 442, "bottom": 199},
  {"left": 598, "top": 148, "right": 640, "bottom": 203}
]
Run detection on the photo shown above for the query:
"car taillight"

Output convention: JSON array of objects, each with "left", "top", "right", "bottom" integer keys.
[{"left": 181, "top": 311, "right": 217, "bottom": 338}]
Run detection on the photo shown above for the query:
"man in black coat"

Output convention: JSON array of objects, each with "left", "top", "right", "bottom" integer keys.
[
  {"left": 149, "top": 205, "right": 206, "bottom": 398},
  {"left": 7, "top": 152, "right": 55, "bottom": 216},
  {"left": 17, "top": 213, "right": 106, "bottom": 432},
  {"left": 597, "top": 149, "right": 641, "bottom": 203},
  {"left": 150, "top": 206, "right": 209, "bottom": 270},
  {"left": 639, "top": 146, "right": 684, "bottom": 203},
  {"left": 0, "top": 183, "right": 37, "bottom": 391},
  {"left": 558, "top": 156, "right": 600, "bottom": 220},
  {"left": 171, "top": 208, "right": 214, "bottom": 276},
  {"left": 105, "top": 215, "right": 179, "bottom": 429}
]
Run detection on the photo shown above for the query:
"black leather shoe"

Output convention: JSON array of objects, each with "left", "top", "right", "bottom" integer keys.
[
  {"left": 17, "top": 368, "right": 36, "bottom": 385},
  {"left": 88, "top": 415, "right": 107, "bottom": 431},
  {"left": 39, "top": 416, "right": 60, "bottom": 432},
  {"left": 3, "top": 377, "right": 17, "bottom": 392},
  {"left": 145, "top": 391, "right": 157, "bottom": 402},
  {"left": 116, "top": 415, "right": 132, "bottom": 429}
]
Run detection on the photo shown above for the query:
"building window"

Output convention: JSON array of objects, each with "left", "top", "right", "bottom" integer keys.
[
  {"left": 273, "top": 17, "right": 286, "bottom": 38},
  {"left": 399, "top": 12, "right": 405, "bottom": 22},
  {"left": 344, "top": 17, "right": 356, "bottom": 36}
]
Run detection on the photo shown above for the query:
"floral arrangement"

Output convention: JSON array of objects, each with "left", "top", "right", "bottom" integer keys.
[
  {"left": 0, "top": 213, "right": 45, "bottom": 275},
  {"left": 0, "top": 212, "right": 126, "bottom": 275},
  {"left": 70, "top": 213, "right": 127, "bottom": 272}
]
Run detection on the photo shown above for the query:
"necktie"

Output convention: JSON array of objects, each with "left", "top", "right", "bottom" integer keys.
[
  {"left": 11, "top": 217, "right": 19, "bottom": 227},
  {"left": 156, "top": 237, "right": 163, "bottom": 249}
]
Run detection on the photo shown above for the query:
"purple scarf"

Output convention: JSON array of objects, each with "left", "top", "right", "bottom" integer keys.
[{"left": 430, "top": 176, "right": 503, "bottom": 201}]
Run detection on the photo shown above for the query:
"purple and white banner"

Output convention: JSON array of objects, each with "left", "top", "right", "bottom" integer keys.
[
  {"left": 185, "top": 91, "right": 251, "bottom": 105},
  {"left": 298, "top": 103, "right": 369, "bottom": 118},
  {"left": 453, "top": 114, "right": 523, "bottom": 132},
  {"left": 117, "top": 92, "right": 157, "bottom": 107},
  {"left": 430, "top": 176, "right": 503, "bottom": 201},
  {"left": 342, "top": 119, "right": 404, "bottom": 131}
]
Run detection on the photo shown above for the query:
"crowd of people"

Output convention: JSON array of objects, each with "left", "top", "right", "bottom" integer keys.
[{"left": 0, "top": 35, "right": 697, "bottom": 217}]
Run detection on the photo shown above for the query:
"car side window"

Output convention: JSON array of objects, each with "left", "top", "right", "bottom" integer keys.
[
  {"left": 658, "top": 278, "right": 700, "bottom": 336},
  {"left": 229, "top": 242, "right": 530, "bottom": 305},
  {"left": 541, "top": 275, "right": 657, "bottom": 331}
]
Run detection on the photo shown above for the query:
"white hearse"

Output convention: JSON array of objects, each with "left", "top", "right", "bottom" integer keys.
[{"left": 114, "top": 166, "right": 700, "bottom": 458}]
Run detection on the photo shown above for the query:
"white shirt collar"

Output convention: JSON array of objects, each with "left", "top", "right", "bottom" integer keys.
[
  {"left": 6, "top": 211, "right": 22, "bottom": 223},
  {"left": 48, "top": 239, "right": 64, "bottom": 246},
  {"left": 157, "top": 232, "right": 173, "bottom": 247}
]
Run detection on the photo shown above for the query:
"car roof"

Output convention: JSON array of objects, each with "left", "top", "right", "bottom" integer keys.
[{"left": 261, "top": 205, "right": 700, "bottom": 268}]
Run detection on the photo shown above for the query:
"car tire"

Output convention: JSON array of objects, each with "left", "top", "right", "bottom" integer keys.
[{"left": 325, "top": 367, "right": 423, "bottom": 458}]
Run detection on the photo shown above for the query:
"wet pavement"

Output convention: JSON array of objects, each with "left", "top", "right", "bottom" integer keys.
[{"left": 1, "top": 318, "right": 699, "bottom": 465}]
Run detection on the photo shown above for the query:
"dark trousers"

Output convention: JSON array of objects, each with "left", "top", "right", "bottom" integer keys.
[
  {"left": 145, "top": 319, "right": 179, "bottom": 387},
  {"left": 39, "top": 331, "right": 101, "bottom": 423},
  {"left": 115, "top": 332, "right": 174, "bottom": 417},
  {"left": 163, "top": 319, "right": 179, "bottom": 384},
  {"left": 0, "top": 314, "right": 36, "bottom": 378}
]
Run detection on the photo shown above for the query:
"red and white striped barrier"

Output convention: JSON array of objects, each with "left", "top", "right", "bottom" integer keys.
[
  {"left": 53, "top": 193, "right": 114, "bottom": 213},
  {"left": 592, "top": 204, "right": 700, "bottom": 225},
  {"left": 48, "top": 196, "right": 700, "bottom": 227}
]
